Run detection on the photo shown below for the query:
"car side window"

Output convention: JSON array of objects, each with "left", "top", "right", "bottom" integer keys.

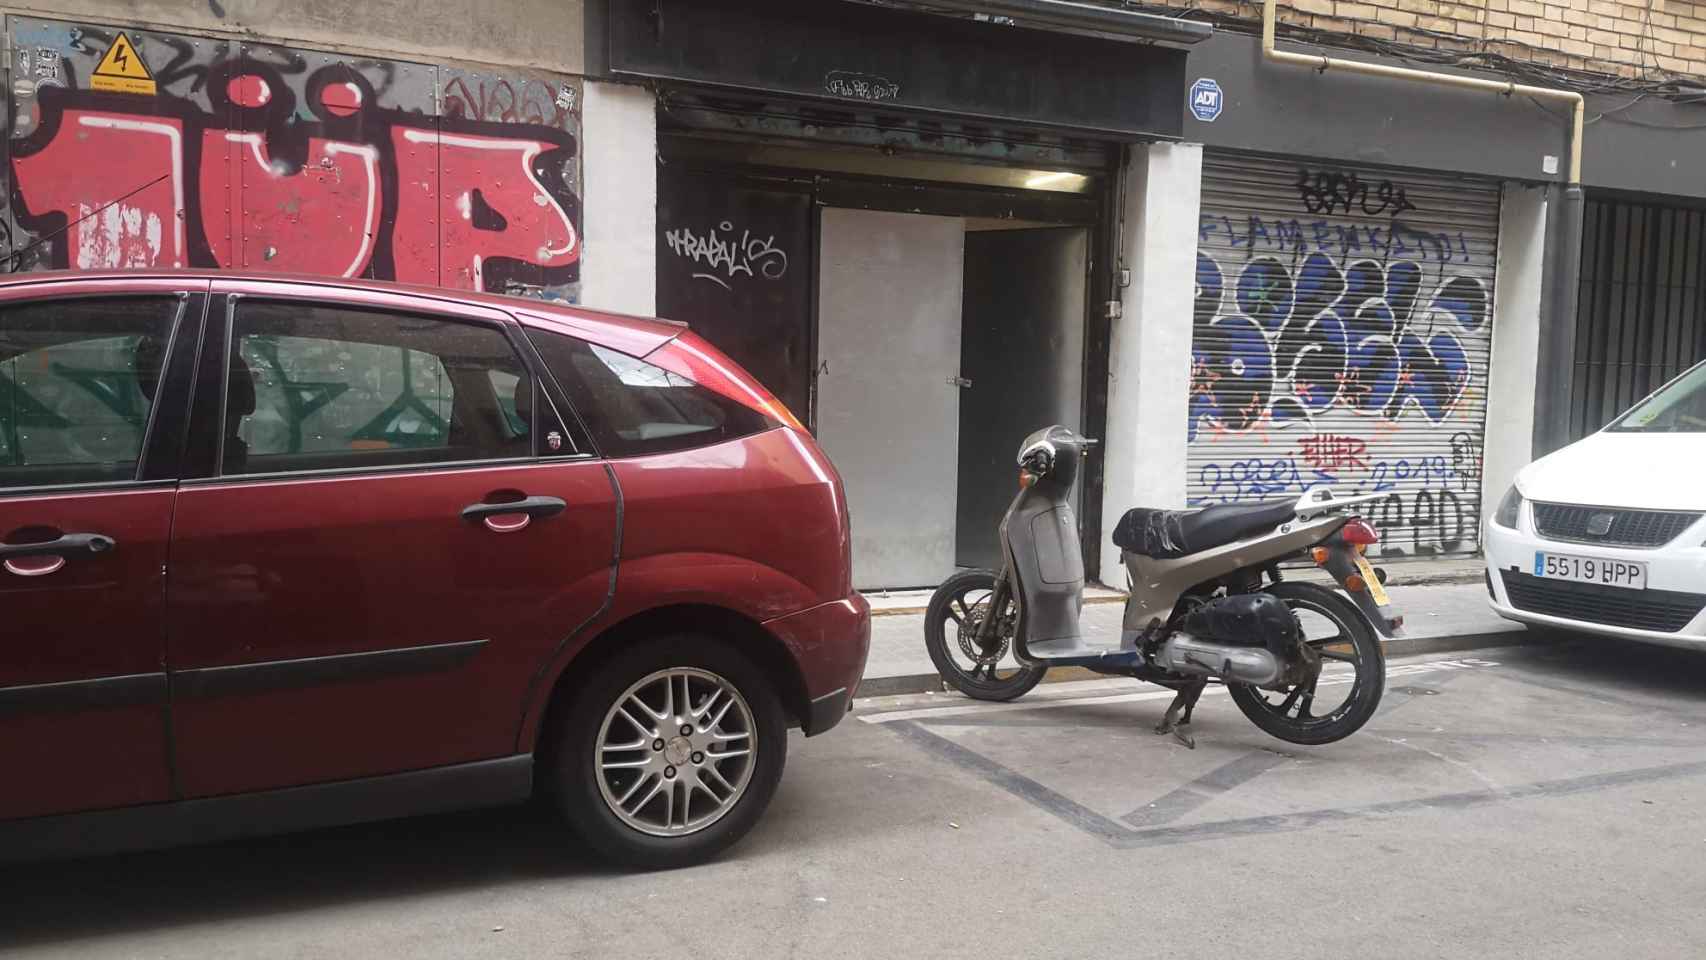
[
  {"left": 225, "top": 301, "right": 534, "bottom": 476},
  {"left": 525, "top": 328, "right": 775, "bottom": 458},
  {"left": 0, "top": 297, "right": 178, "bottom": 490}
]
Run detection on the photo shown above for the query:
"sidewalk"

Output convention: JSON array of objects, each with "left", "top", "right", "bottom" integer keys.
[{"left": 858, "top": 557, "right": 1528, "bottom": 696}]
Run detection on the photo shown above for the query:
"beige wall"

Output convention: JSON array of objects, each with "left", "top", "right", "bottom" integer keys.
[
  {"left": 1191, "top": 0, "right": 1704, "bottom": 79},
  {"left": 2, "top": 0, "right": 585, "bottom": 74}
]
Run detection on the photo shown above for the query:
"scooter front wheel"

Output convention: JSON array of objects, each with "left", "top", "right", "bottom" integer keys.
[{"left": 924, "top": 569, "right": 1047, "bottom": 702}]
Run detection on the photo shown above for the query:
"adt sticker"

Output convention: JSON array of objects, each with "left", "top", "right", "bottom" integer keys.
[{"left": 1189, "top": 78, "right": 1223, "bottom": 122}]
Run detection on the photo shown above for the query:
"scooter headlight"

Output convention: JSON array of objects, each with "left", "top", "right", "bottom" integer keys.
[
  {"left": 1492, "top": 485, "right": 1523, "bottom": 529},
  {"left": 1016, "top": 438, "right": 1055, "bottom": 477}
]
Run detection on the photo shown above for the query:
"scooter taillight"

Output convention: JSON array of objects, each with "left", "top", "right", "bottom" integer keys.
[
  {"left": 1019, "top": 469, "right": 1035, "bottom": 490},
  {"left": 1340, "top": 519, "right": 1380, "bottom": 545}
]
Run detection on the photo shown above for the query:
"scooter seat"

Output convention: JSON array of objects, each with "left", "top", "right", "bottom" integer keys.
[{"left": 1113, "top": 500, "right": 1297, "bottom": 559}]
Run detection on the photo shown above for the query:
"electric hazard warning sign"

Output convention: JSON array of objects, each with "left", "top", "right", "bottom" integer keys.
[{"left": 90, "top": 32, "right": 157, "bottom": 95}]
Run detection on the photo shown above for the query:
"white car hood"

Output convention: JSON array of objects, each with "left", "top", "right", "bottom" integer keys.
[{"left": 1518, "top": 431, "right": 1706, "bottom": 511}]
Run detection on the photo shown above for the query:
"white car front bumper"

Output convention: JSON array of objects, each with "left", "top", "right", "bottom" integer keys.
[{"left": 1485, "top": 504, "right": 1706, "bottom": 649}]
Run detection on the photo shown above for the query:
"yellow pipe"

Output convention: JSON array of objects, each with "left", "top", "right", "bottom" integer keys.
[{"left": 1262, "top": 0, "right": 1584, "bottom": 184}]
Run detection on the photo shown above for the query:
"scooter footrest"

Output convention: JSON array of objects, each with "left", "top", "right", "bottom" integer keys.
[{"left": 1026, "top": 642, "right": 1141, "bottom": 670}]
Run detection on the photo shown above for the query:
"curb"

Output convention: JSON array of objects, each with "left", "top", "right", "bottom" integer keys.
[{"left": 854, "top": 626, "right": 1538, "bottom": 699}]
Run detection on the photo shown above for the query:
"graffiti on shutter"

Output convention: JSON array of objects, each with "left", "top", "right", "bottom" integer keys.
[{"left": 1189, "top": 153, "right": 1499, "bottom": 560}]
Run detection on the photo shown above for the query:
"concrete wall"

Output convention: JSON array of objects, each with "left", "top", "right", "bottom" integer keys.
[
  {"left": 580, "top": 81, "right": 657, "bottom": 316},
  {"left": 1100, "top": 142, "right": 1203, "bottom": 585},
  {"left": 1482, "top": 184, "right": 1548, "bottom": 517},
  {"left": 3, "top": 0, "right": 585, "bottom": 75},
  {"left": 1186, "top": 33, "right": 1566, "bottom": 185},
  {"left": 1187, "top": 32, "right": 1706, "bottom": 200}
]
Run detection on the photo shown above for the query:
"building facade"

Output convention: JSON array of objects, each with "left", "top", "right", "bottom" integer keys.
[{"left": 2, "top": 0, "right": 1702, "bottom": 588}]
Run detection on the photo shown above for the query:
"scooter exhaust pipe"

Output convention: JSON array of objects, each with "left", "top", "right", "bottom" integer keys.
[{"left": 1155, "top": 633, "right": 1282, "bottom": 686}]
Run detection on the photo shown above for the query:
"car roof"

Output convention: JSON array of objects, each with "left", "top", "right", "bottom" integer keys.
[{"left": 0, "top": 269, "right": 688, "bottom": 357}]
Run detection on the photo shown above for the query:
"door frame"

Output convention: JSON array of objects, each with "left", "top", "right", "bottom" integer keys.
[
  {"left": 813, "top": 175, "right": 1110, "bottom": 578},
  {"left": 654, "top": 139, "right": 1118, "bottom": 578}
]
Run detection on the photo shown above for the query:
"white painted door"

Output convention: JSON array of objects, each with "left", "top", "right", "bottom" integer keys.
[{"left": 817, "top": 208, "right": 965, "bottom": 589}]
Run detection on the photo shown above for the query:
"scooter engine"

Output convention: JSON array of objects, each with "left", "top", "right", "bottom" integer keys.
[{"left": 1153, "top": 594, "right": 1316, "bottom": 689}]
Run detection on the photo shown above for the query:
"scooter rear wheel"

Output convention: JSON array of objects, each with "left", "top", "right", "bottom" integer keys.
[
  {"left": 924, "top": 569, "right": 1047, "bottom": 702},
  {"left": 1228, "top": 581, "right": 1385, "bottom": 745}
]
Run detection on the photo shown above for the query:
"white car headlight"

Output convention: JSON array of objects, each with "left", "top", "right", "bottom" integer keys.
[{"left": 1493, "top": 485, "right": 1524, "bottom": 529}]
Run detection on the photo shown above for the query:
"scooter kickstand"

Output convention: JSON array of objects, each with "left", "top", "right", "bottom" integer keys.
[{"left": 1153, "top": 680, "right": 1207, "bottom": 750}]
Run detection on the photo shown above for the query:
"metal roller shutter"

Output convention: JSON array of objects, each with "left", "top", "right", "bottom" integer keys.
[
  {"left": 1571, "top": 198, "right": 1706, "bottom": 442},
  {"left": 1188, "top": 152, "right": 1500, "bottom": 560}
]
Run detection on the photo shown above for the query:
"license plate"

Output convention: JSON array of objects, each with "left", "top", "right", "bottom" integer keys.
[
  {"left": 1353, "top": 552, "right": 1391, "bottom": 606},
  {"left": 1534, "top": 551, "right": 1647, "bottom": 589}
]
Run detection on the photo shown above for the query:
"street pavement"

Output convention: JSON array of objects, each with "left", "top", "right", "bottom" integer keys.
[{"left": 9, "top": 635, "right": 1706, "bottom": 958}]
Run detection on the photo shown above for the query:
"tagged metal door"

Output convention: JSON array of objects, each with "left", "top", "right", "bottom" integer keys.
[{"left": 1189, "top": 152, "right": 1499, "bottom": 560}]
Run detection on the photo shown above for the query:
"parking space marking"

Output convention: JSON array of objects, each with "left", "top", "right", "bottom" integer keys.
[
  {"left": 1111, "top": 758, "right": 1706, "bottom": 848},
  {"left": 887, "top": 720, "right": 1133, "bottom": 845},
  {"left": 858, "top": 657, "right": 1501, "bottom": 725},
  {"left": 1122, "top": 750, "right": 1291, "bottom": 828},
  {"left": 874, "top": 653, "right": 1706, "bottom": 849},
  {"left": 1119, "top": 674, "right": 1465, "bottom": 827}
]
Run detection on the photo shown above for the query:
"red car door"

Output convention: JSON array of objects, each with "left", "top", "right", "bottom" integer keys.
[
  {"left": 0, "top": 284, "right": 202, "bottom": 820},
  {"left": 165, "top": 286, "right": 617, "bottom": 798}
]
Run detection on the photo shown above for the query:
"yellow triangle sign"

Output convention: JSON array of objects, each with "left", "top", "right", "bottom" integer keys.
[{"left": 90, "top": 32, "right": 157, "bottom": 95}]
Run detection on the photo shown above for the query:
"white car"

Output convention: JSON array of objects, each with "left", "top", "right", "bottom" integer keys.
[{"left": 1485, "top": 360, "right": 1706, "bottom": 648}]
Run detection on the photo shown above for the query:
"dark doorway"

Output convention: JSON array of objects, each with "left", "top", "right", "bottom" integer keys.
[
  {"left": 655, "top": 167, "right": 814, "bottom": 421},
  {"left": 955, "top": 226, "right": 1089, "bottom": 569}
]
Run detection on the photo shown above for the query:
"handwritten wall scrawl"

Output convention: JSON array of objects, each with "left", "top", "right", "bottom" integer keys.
[{"left": 663, "top": 221, "right": 789, "bottom": 291}]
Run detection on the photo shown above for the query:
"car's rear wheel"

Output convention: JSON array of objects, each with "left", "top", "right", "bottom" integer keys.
[{"left": 549, "top": 634, "right": 787, "bottom": 869}]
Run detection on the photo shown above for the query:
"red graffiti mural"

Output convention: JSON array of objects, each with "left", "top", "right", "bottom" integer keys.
[
  {"left": 391, "top": 129, "right": 580, "bottom": 290},
  {"left": 12, "top": 112, "right": 188, "bottom": 270},
  {"left": 8, "top": 57, "right": 580, "bottom": 296}
]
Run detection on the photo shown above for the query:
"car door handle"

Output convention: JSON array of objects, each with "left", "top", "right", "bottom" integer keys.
[
  {"left": 461, "top": 496, "right": 567, "bottom": 533},
  {"left": 0, "top": 532, "right": 116, "bottom": 577}
]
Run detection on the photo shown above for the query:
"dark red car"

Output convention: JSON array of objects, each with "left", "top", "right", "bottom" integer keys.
[{"left": 0, "top": 272, "right": 867, "bottom": 868}]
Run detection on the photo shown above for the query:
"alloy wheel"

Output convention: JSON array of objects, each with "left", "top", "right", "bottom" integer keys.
[{"left": 595, "top": 667, "right": 757, "bottom": 837}]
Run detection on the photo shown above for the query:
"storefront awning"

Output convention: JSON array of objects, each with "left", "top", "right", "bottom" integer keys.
[
  {"left": 609, "top": 0, "right": 1192, "bottom": 141},
  {"left": 832, "top": 0, "right": 1213, "bottom": 46}
]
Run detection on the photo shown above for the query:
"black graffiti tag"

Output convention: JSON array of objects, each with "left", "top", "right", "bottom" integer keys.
[{"left": 1296, "top": 168, "right": 1418, "bottom": 218}]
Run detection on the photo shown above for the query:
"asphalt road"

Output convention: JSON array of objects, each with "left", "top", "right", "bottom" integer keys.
[{"left": 8, "top": 636, "right": 1706, "bottom": 958}]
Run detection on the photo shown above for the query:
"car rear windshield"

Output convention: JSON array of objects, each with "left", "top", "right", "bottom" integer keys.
[
  {"left": 1607, "top": 362, "right": 1706, "bottom": 433},
  {"left": 526, "top": 329, "right": 777, "bottom": 458}
]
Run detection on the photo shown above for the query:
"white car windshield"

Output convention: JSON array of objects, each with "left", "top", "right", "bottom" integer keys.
[{"left": 1609, "top": 362, "right": 1706, "bottom": 433}]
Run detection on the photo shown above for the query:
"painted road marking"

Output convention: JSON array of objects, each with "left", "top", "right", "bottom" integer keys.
[{"left": 858, "top": 657, "right": 1500, "bottom": 725}]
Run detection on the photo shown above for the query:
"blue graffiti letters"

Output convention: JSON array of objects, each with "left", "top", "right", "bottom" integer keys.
[{"left": 1189, "top": 251, "right": 1486, "bottom": 439}]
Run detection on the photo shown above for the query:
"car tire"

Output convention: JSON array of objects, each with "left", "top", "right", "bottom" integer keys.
[{"left": 548, "top": 634, "right": 787, "bottom": 869}]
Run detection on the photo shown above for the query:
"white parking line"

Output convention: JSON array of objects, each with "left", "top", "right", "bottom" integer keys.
[{"left": 857, "top": 657, "right": 1501, "bottom": 725}]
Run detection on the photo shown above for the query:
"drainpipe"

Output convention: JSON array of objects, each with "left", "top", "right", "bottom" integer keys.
[
  {"left": 1261, "top": 0, "right": 1585, "bottom": 455},
  {"left": 1534, "top": 172, "right": 1585, "bottom": 456}
]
